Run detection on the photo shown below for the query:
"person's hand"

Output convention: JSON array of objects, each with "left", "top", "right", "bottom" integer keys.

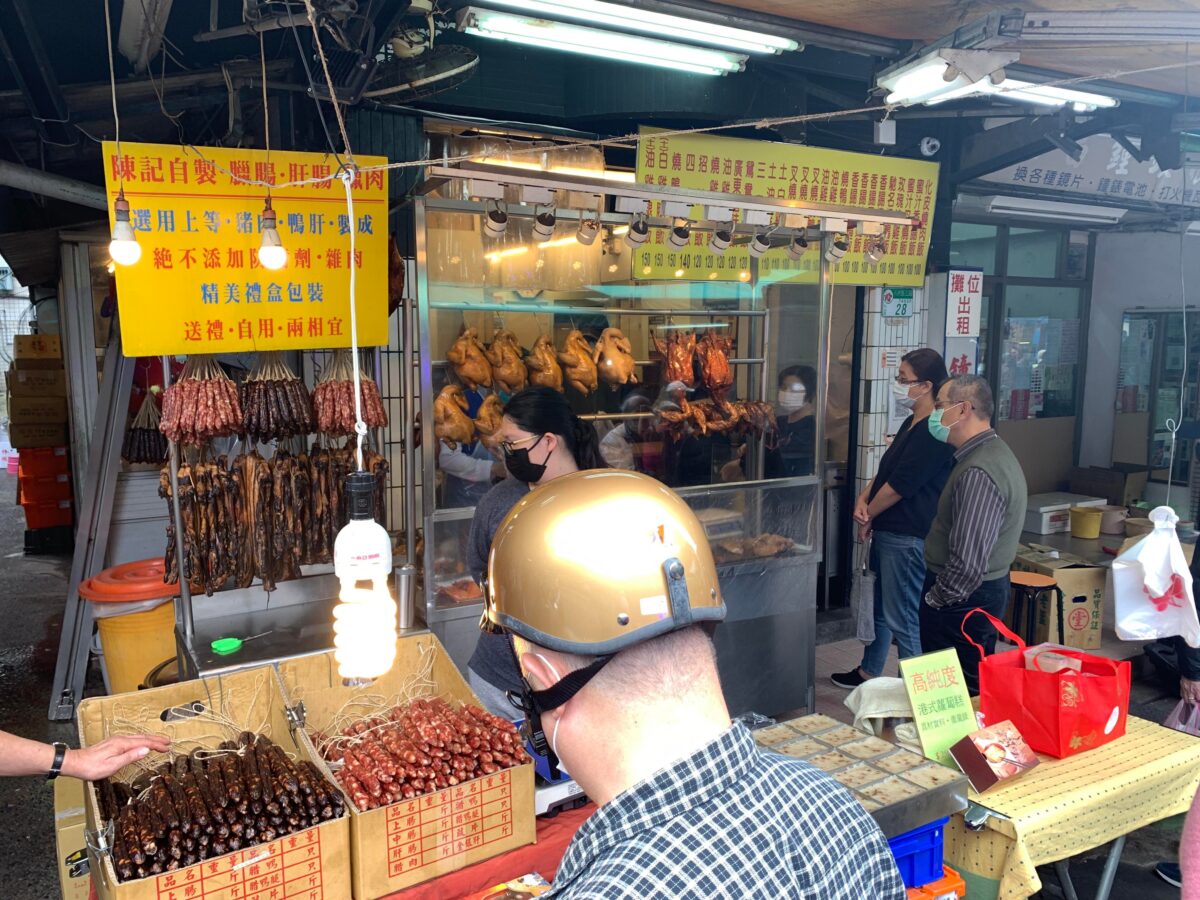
[
  {"left": 1182, "top": 678, "right": 1200, "bottom": 705},
  {"left": 62, "top": 734, "right": 170, "bottom": 781},
  {"left": 858, "top": 522, "right": 872, "bottom": 543},
  {"left": 853, "top": 499, "right": 870, "bottom": 526}
]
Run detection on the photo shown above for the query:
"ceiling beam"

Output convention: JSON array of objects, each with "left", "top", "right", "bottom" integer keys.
[
  {"left": 952, "top": 112, "right": 1122, "bottom": 184},
  {"left": 0, "top": 0, "right": 74, "bottom": 149}
]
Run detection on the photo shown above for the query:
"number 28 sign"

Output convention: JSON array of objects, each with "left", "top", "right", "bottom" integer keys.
[{"left": 945, "top": 268, "right": 982, "bottom": 338}]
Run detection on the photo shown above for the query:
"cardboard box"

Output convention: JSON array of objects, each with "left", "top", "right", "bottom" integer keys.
[
  {"left": 277, "top": 634, "right": 537, "bottom": 899},
  {"left": 948, "top": 720, "right": 1039, "bottom": 792},
  {"left": 13, "top": 333, "right": 61, "bottom": 360},
  {"left": 1069, "top": 465, "right": 1149, "bottom": 508},
  {"left": 1023, "top": 493, "right": 1107, "bottom": 535},
  {"left": 6, "top": 367, "right": 68, "bottom": 397},
  {"left": 77, "top": 666, "right": 352, "bottom": 900},
  {"left": 1011, "top": 546, "right": 1107, "bottom": 650},
  {"left": 9, "top": 395, "right": 68, "bottom": 423},
  {"left": 55, "top": 777, "right": 92, "bottom": 900},
  {"left": 9, "top": 422, "right": 68, "bottom": 449}
]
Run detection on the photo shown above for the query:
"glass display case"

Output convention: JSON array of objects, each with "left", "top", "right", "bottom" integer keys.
[{"left": 412, "top": 168, "right": 832, "bottom": 717}]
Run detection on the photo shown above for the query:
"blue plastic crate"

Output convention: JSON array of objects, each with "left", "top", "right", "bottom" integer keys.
[{"left": 887, "top": 817, "right": 947, "bottom": 889}]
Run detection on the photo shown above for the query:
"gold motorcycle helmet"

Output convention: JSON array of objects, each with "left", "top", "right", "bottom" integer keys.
[{"left": 482, "top": 469, "right": 726, "bottom": 656}]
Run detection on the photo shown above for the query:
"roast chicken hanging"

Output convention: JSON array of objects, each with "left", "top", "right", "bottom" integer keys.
[
  {"left": 558, "top": 330, "right": 599, "bottom": 395},
  {"left": 485, "top": 330, "right": 527, "bottom": 394},
  {"left": 435, "top": 384, "right": 475, "bottom": 449},
  {"left": 474, "top": 394, "right": 504, "bottom": 446},
  {"left": 594, "top": 327, "right": 638, "bottom": 387},
  {"left": 447, "top": 328, "right": 493, "bottom": 391},
  {"left": 525, "top": 334, "right": 564, "bottom": 392}
]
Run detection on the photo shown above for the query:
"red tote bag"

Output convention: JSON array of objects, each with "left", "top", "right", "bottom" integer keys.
[{"left": 963, "top": 609, "right": 1131, "bottom": 759}]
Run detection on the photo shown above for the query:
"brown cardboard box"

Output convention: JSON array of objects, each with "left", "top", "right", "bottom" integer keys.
[
  {"left": 54, "top": 776, "right": 91, "bottom": 900},
  {"left": 9, "top": 422, "right": 68, "bottom": 449},
  {"left": 1011, "top": 546, "right": 1106, "bottom": 650},
  {"left": 1069, "top": 465, "right": 1150, "bottom": 507},
  {"left": 277, "top": 634, "right": 537, "bottom": 899},
  {"left": 14, "top": 333, "right": 61, "bottom": 360},
  {"left": 9, "top": 395, "right": 68, "bottom": 423},
  {"left": 6, "top": 368, "right": 68, "bottom": 397},
  {"left": 77, "top": 667, "right": 352, "bottom": 900}
]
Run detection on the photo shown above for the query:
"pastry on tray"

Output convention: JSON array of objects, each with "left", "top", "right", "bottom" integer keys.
[
  {"left": 813, "top": 725, "right": 866, "bottom": 747},
  {"left": 834, "top": 763, "right": 887, "bottom": 790},
  {"left": 774, "top": 737, "right": 825, "bottom": 759},
  {"left": 753, "top": 724, "right": 799, "bottom": 746},
  {"left": 807, "top": 750, "right": 853, "bottom": 772},
  {"left": 786, "top": 714, "right": 842, "bottom": 735},
  {"left": 874, "top": 749, "right": 929, "bottom": 774},
  {"left": 901, "top": 763, "right": 961, "bottom": 790},
  {"left": 859, "top": 776, "right": 923, "bottom": 806},
  {"left": 840, "top": 736, "right": 896, "bottom": 759}
]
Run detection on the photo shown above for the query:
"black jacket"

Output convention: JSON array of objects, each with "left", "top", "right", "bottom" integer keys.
[{"left": 1175, "top": 549, "right": 1200, "bottom": 681}]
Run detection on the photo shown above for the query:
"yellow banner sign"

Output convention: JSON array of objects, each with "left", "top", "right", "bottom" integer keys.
[
  {"left": 634, "top": 129, "right": 939, "bottom": 286},
  {"left": 103, "top": 141, "right": 389, "bottom": 356}
]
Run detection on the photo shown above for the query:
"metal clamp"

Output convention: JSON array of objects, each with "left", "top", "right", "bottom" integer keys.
[{"left": 285, "top": 700, "right": 307, "bottom": 732}]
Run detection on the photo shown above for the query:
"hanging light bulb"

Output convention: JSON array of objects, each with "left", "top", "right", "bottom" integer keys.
[
  {"left": 625, "top": 213, "right": 650, "bottom": 248},
  {"left": 108, "top": 192, "right": 142, "bottom": 266},
  {"left": 865, "top": 238, "right": 886, "bottom": 264},
  {"left": 786, "top": 235, "right": 809, "bottom": 261},
  {"left": 332, "top": 472, "right": 398, "bottom": 683},
  {"left": 825, "top": 234, "right": 849, "bottom": 263},
  {"left": 257, "top": 199, "right": 288, "bottom": 270}
]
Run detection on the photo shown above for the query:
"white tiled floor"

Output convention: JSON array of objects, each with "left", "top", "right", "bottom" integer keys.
[{"left": 812, "top": 630, "right": 1147, "bottom": 724}]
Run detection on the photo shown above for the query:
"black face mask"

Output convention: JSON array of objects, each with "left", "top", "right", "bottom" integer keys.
[{"left": 504, "top": 434, "right": 550, "bottom": 483}]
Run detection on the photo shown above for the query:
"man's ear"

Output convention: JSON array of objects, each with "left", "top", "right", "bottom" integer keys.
[{"left": 520, "top": 651, "right": 562, "bottom": 692}]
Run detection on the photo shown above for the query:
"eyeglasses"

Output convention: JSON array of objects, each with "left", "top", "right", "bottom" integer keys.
[
  {"left": 894, "top": 376, "right": 925, "bottom": 386},
  {"left": 934, "top": 399, "right": 967, "bottom": 411},
  {"left": 499, "top": 434, "right": 543, "bottom": 456}
]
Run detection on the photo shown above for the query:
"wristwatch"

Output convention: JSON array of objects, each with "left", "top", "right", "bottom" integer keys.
[{"left": 47, "top": 742, "right": 68, "bottom": 781}]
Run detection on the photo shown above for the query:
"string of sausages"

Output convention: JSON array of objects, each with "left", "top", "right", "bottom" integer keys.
[
  {"left": 159, "top": 355, "right": 243, "bottom": 446},
  {"left": 239, "top": 352, "right": 315, "bottom": 444},
  {"left": 312, "top": 349, "right": 388, "bottom": 436},
  {"left": 122, "top": 393, "right": 168, "bottom": 465}
]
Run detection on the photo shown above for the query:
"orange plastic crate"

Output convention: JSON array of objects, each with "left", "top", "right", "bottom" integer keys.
[
  {"left": 19, "top": 472, "right": 72, "bottom": 503},
  {"left": 907, "top": 865, "right": 966, "bottom": 899},
  {"left": 16, "top": 445, "right": 69, "bottom": 477},
  {"left": 22, "top": 499, "right": 73, "bottom": 530}
]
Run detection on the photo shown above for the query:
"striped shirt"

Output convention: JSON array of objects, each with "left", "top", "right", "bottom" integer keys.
[
  {"left": 547, "top": 723, "right": 906, "bottom": 899},
  {"left": 926, "top": 430, "right": 1008, "bottom": 609}
]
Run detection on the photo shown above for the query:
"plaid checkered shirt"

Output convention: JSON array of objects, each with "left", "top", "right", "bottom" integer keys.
[{"left": 547, "top": 723, "right": 906, "bottom": 898}]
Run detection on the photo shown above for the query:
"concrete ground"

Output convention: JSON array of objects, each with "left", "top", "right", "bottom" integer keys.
[{"left": 0, "top": 461, "right": 1191, "bottom": 899}]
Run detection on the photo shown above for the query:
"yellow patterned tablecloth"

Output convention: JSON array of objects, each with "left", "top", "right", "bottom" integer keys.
[{"left": 944, "top": 715, "right": 1200, "bottom": 899}]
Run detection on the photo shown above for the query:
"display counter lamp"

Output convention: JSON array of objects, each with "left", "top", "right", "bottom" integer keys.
[
  {"left": 483, "top": 200, "right": 509, "bottom": 238},
  {"left": 625, "top": 213, "right": 650, "bottom": 248},
  {"left": 668, "top": 220, "right": 692, "bottom": 248},
  {"left": 257, "top": 199, "right": 288, "bottom": 270},
  {"left": 576, "top": 218, "right": 600, "bottom": 245},
  {"left": 747, "top": 231, "right": 771, "bottom": 258},
  {"left": 825, "top": 234, "right": 849, "bottom": 262},
  {"left": 786, "top": 235, "right": 808, "bottom": 261},
  {"left": 533, "top": 205, "right": 557, "bottom": 241},
  {"left": 865, "top": 238, "right": 886, "bottom": 264},
  {"left": 109, "top": 192, "right": 142, "bottom": 266},
  {"left": 709, "top": 222, "right": 734, "bottom": 255},
  {"left": 332, "top": 472, "right": 398, "bottom": 684}
]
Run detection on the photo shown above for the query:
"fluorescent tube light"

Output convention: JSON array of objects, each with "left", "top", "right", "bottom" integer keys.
[
  {"left": 477, "top": 0, "right": 798, "bottom": 55},
  {"left": 458, "top": 8, "right": 747, "bottom": 76},
  {"left": 877, "top": 49, "right": 1018, "bottom": 106},
  {"left": 931, "top": 77, "right": 1118, "bottom": 112},
  {"left": 985, "top": 196, "right": 1125, "bottom": 224}
]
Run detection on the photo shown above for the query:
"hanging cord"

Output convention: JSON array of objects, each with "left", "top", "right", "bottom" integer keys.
[
  {"left": 103, "top": 0, "right": 122, "bottom": 191},
  {"left": 302, "top": 0, "right": 356, "bottom": 165},
  {"left": 341, "top": 169, "right": 365, "bottom": 472},
  {"left": 259, "top": 31, "right": 272, "bottom": 200}
]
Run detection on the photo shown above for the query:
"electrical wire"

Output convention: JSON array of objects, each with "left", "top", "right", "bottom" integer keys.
[
  {"left": 285, "top": 9, "right": 345, "bottom": 162},
  {"left": 103, "top": 0, "right": 123, "bottom": 190},
  {"left": 341, "top": 169, "right": 366, "bottom": 472},
  {"left": 302, "top": 0, "right": 356, "bottom": 164},
  {"left": 260, "top": 31, "right": 272, "bottom": 198}
]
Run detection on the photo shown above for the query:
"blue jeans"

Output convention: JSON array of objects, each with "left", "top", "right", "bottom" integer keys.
[{"left": 860, "top": 530, "right": 926, "bottom": 676}]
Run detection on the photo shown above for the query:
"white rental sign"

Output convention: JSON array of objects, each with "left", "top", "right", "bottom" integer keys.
[{"left": 945, "top": 269, "right": 982, "bottom": 339}]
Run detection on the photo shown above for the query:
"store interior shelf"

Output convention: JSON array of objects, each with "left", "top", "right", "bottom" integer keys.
[{"left": 428, "top": 301, "right": 766, "bottom": 317}]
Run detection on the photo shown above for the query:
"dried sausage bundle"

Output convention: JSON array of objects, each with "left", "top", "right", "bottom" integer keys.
[
  {"left": 159, "top": 356, "right": 243, "bottom": 446},
  {"left": 96, "top": 734, "right": 344, "bottom": 883},
  {"left": 313, "top": 697, "right": 528, "bottom": 812},
  {"left": 312, "top": 349, "right": 388, "bottom": 436},
  {"left": 239, "top": 352, "right": 315, "bottom": 444},
  {"left": 122, "top": 393, "right": 168, "bottom": 465},
  {"left": 158, "top": 458, "right": 240, "bottom": 596}
]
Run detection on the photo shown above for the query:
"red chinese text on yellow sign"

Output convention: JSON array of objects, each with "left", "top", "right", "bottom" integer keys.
[
  {"left": 635, "top": 129, "right": 939, "bottom": 287},
  {"left": 103, "top": 141, "right": 389, "bottom": 356}
]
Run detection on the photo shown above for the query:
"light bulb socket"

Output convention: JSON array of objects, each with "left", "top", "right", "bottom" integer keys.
[
  {"left": 748, "top": 233, "right": 771, "bottom": 258},
  {"left": 625, "top": 217, "right": 650, "bottom": 248},
  {"left": 113, "top": 194, "right": 132, "bottom": 222},
  {"left": 345, "top": 471, "right": 376, "bottom": 520},
  {"left": 668, "top": 224, "right": 691, "bottom": 249},
  {"left": 533, "top": 207, "right": 557, "bottom": 241}
]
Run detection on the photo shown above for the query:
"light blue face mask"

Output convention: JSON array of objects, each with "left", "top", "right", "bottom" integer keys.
[{"left": 928, "top": 404, "right": 960, "bottom": 443}]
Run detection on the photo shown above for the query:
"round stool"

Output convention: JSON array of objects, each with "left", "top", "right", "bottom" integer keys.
[{"left": 1009, "top": 571, "right": 1065, "bottom": 646}]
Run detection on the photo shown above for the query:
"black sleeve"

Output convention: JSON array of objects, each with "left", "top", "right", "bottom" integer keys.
[{"left": 885, "top": 424, "right": 954, "bottom": 498}]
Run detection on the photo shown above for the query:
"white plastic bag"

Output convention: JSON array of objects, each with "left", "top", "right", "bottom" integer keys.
[{"left": 1111, "top": 506, "right": 1200, "bottom": 647}]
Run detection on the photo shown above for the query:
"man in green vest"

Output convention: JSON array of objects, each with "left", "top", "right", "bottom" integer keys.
[{"left": 920, "top": 375, "right": 1027, "bottom": 693}]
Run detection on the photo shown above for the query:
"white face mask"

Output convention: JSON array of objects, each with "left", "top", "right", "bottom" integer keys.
[
  {"left": 891, "top": 379, "right": 919, "bottom": 410},
  {"left": 778, "top": 388, "right": 807, "bottom": 410}
]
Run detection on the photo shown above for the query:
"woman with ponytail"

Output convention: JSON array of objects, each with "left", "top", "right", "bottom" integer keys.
[{"left": 464, "top": 386, "right": 606, "bottom": 715}]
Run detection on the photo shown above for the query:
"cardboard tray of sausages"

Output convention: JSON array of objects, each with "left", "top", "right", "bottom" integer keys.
[
  {"left": 753, "top": 714, "right": 969, "bottom": 838},
  {"left": 77, "top": 665, "right": 352, "bottom": 900},
  {"left": 276, "top": 633, "right": 537, "bottom": 899}
]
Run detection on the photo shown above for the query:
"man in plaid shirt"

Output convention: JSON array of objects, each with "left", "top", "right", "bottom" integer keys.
[{"left": 482, "top": 470, "right": 906, "bottom": 898}]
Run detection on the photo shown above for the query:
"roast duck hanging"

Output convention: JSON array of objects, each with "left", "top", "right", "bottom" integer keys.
[{"left": 653, "top": 331, "right": 696, "bottom": 386}]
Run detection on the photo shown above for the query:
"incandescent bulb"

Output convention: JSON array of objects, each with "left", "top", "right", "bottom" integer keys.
[
  {"left": 109, "top": 195, "right": 141, "bottom": 266},
  {"left": 258, "top": 200, "right": 287, "bottom": 270}
]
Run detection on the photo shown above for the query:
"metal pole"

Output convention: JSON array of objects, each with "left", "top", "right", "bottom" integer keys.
[
  {"left": 163, "top": 357, "right": 194, "bottom": 648},
  {"left": 403, "top": 277, "right": 417, "bottom": 565},
  {"left": 0, "top": 159, "right": 107, "bottom": 210}
]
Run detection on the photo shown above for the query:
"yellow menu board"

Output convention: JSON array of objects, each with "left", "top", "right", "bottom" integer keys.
[
  {"left": 103, "top": 141, "right": 389, "bottom": 356},
  {"left": 634, "top": 129, "right": 939, "bottom": 286}
]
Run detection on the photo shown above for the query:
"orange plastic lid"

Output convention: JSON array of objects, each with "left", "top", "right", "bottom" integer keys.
[{"left": 79, "top": 558, "right": 175, "bottom": 603}]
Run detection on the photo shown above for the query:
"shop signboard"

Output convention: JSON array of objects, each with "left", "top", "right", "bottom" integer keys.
[
  {"left": 899, "top": 648, "right": 975, "bottom": 767},
  {"left": 882, "top": 287, "right": 914, "bottom": 318},
  {"left": 635, "top": 129, "right": 939, "bottom": 286},
  {"left": 944, "top": 337, "right": 979, "bottom": 376},
  {"left": 102, "top": 141, "right": 389, "bottom": 356},
  {"left": 945, "top": 268, "right": 982, "bottom": 339}
]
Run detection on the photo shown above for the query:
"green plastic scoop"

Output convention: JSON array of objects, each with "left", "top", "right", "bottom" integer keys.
[{"left": 210, "top": 631, "right": 271, "bottom": 656}]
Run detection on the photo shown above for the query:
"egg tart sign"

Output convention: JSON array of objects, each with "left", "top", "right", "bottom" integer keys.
[{"left": 103, "top": 141, "right": 389, "bottom": 356}]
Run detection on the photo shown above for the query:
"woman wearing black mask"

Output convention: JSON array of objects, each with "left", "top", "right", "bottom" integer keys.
[{"left": 464, "top": 386, "right": 606, "bottom": 717}]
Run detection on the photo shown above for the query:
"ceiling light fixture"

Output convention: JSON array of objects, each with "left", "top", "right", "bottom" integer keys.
[
  {"left": 108, "top": 193, "right": 142, "bottom": 266},
  {"left": 877, "top": 48, "right": 1019, "bottom": 106},
  {"left": 577, "top": 219, "right": 601, "bottom": 246},
  {"left": 483, "top": 200, "right": 509, "bottom": 239},
  {"left": 257, "top": 199, "right": 288, "bottom": 270},
  {"left": 668, "top": 220, "right": 692, "bottom": 249},
  {"left": 864, "top": 238, "right": 885, "bottom": 264},
  {"left": 710, "top": 222, "right": 734, "bottom": 255},
  {"left": 747, "top": 231, "right": 771, "bottom": 259},
  {"left": 984, "top": 196, "right": 1125, "bottom": 224},
  {"left": 458, "top": 8, "right": 747, "bottom": 76},
  {"left": 478, "top": 0, "right": 799, "bottom": 55},
  {"left": 625, "top": 214, "right": 650, "bottom": 248},
  {"left": 929, "top": 77, "right": 1118, "bottom": 112},
  {"left": 532, "top": 205, "right": 557, "bottom": 241},
  {"left": 786, "top": 235, "right": 808, "bottom": 261},
  {"left": 825, "top": 234, "right": 849, "bottom": 263}
]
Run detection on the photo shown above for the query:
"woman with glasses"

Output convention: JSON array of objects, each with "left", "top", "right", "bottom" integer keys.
[
  {"left": 832, "top": 349, "right": 955, "bottom": 690},
  {"left": 464, "top": 386, "right": 607, "bottom": 717}
]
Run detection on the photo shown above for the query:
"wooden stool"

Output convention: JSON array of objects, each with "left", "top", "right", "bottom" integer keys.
[{"left": 1009, "top": 571, "right": 1065, "bottom": 646}]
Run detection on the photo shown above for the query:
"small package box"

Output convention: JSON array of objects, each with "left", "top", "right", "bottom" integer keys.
[
  {"left": 9, "top": 422, "right": 68, "bottom": 449},
  {"left": 77, "top": 666, "right": 352, "bottom": 900},
  {"left": 278, "top": 633, "right": 537, "bottom": 899},
  {"left": 1011, "top": 545, "right": 1106, "bottom": 650},
  {"left": 1024, "top": 493, "right": 1107, "bottom": 535},
  {"left": 1069, "top": 465, "right": 1149, "bottom": 508},
  {"left": 13, "top": 334, "right": 64, "bottom": 370},
  {"left": 55, "top": 776, "right": 91, "bottom": 900},
  {"left": 6, "top": 367, "right": 68, "bottom": 397},
  {"left": 9, "top": 395, "right": 68, "bottom": 424},
  {"left": 948, "top": 720, "right": 1039, "bottom": 792}
]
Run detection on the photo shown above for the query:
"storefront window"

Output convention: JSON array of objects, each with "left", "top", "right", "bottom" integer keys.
[
  {"left": 949, "top": 223, "right": 997, "bottom": 275},
  {"left": 998, "top": 285, "right": 1082, "bottom": 420},
  {"left": 1006, "top": 228, "right": 1061, "bottom": 278}
]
